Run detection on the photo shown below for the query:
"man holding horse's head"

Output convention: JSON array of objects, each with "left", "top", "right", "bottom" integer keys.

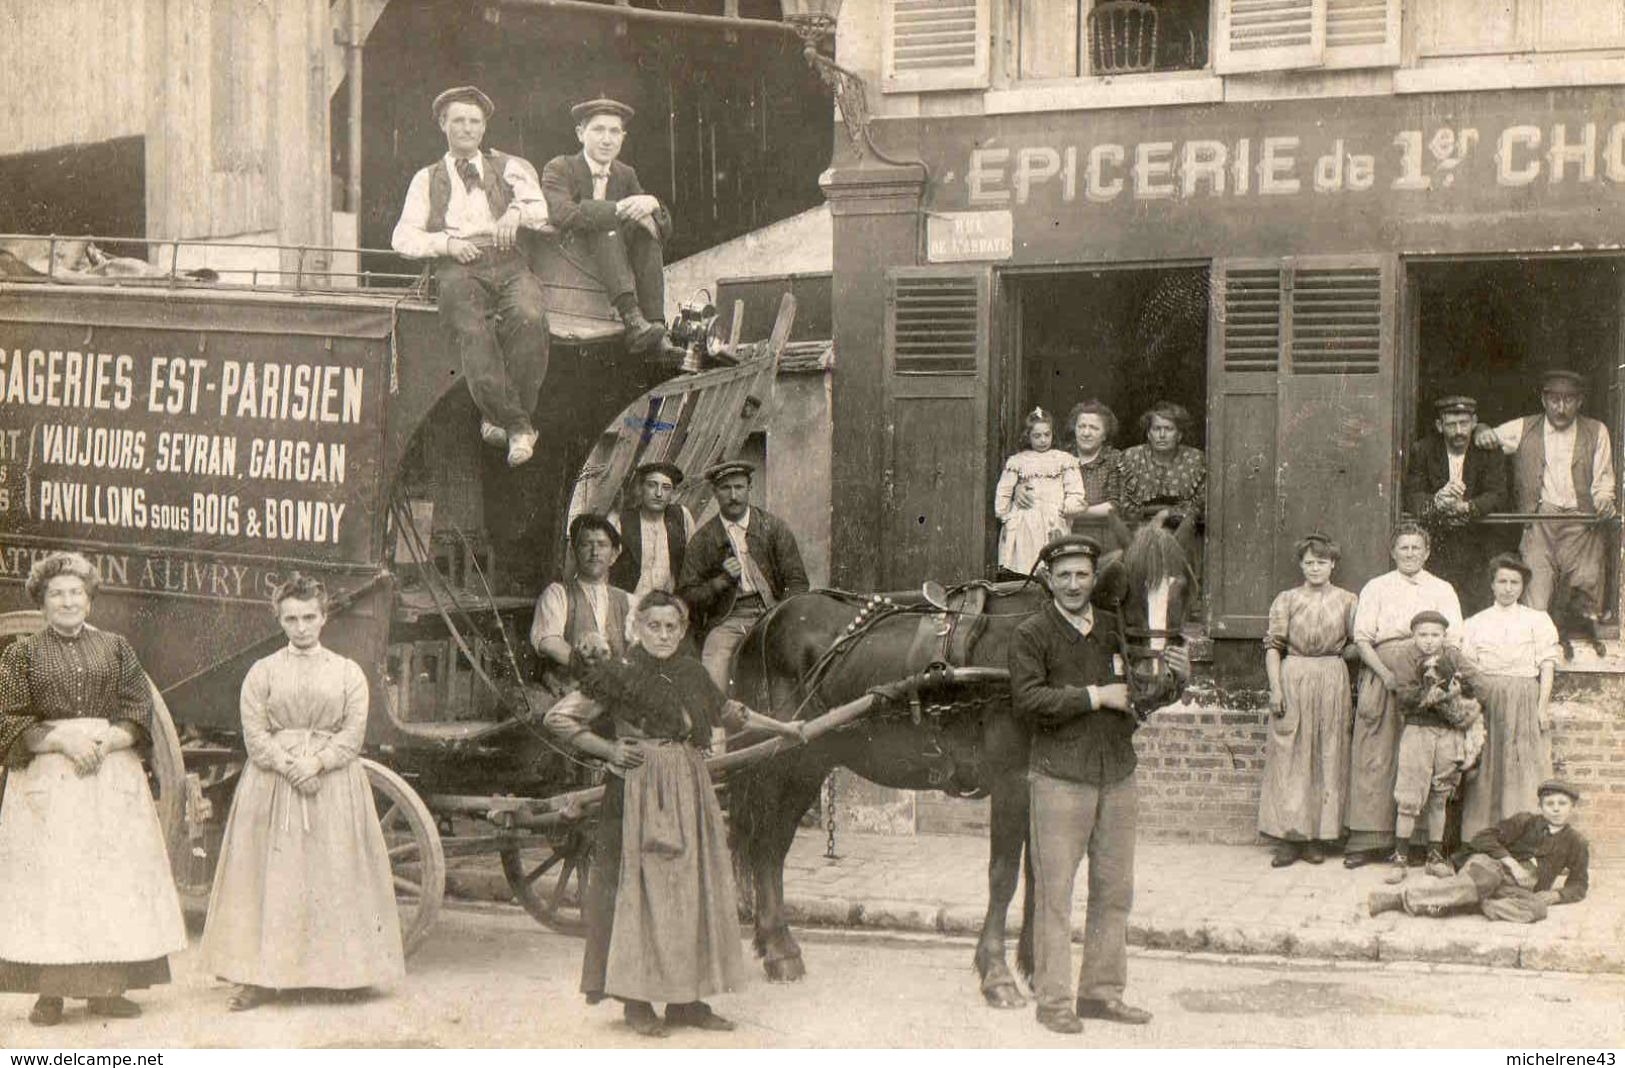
[{"left": 1009, "top": 534, "right": 1151, "bottom": 1035}]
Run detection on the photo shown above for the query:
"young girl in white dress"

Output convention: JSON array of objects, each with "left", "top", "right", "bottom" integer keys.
[{"left": 994, "top": 407, "right": 1087, "bottom": 576}]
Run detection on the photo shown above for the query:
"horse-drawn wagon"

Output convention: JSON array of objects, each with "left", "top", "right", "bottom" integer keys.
[{"left": 0, "top": 232, "right": 794, "bottom": 953}]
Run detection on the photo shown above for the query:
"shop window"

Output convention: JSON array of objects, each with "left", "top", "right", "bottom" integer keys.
[
  {"left": 1407, "top": 257, "right": 1623, "bottom": 634},
  {"left": 1013, "top": 0, "right": 1211, "bottom": 79},
  {"left": 1415, "top": 0, "right": 1625, "bottom": 58}
]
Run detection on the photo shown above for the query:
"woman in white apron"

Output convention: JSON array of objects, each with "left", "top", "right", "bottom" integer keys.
[
  {"left": 199, "top": 573, "right": 404, "bottom": 1010},
  {"left": 0, "top": 552, "right": 186, "bottom": 1027}
]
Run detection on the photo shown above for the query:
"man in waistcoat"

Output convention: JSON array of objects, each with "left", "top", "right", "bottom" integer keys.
[
  {"left": 1009, "top": 535, "right": 1151, "bottom": 1035},
  {"left": 1472, "top": 369, "right": 1617, "bottom": 622},
  {"left": 677, "top": 461, "right": 809, "bottom": 693},
  {"left": 541, "top": 98, "right": 677, "bottom": 358},
  {"left": 531, "top": 513, "right": 633, "bottom": 693},
  {"left": 392, "top": 86, "right": 551, "bottom": 467},
  {"left": 1402, "top": 395, "right": 1509, "bottom": 614},
  {"left": 608, "top": 461, "right": 695, "bottom": 606}
]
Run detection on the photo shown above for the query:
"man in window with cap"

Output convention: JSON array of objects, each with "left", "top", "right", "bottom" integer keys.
[
  {"left": 1473, "top": 369, "right": 1617, "bottom": 629},
  {"left": 542, "top": 99, "right": 676, "bottom": 358},
  {"left": 677, "top": 460, "right": 808, "bottom": 692},
  {"left": 531, "top": 514, "right": 633, "bottom": 693},
  {"left": 1369, "top": 779, "right": 1589, "bottom": 923},
  {"left": 608, "top": 461, "right": 695, "bottom": 605},
  {"left": 1009, "top": 534, "right": 1148, "bottom": 1035},
  {"left": 1402, "top": 395, "right": 1508, "bottom": 613},
  {"left": 392, "top": 86, "right": 552, "bottom": 467}
]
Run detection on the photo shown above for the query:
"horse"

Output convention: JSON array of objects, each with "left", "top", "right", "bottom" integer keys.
[{"left": 725, "top": 515, "right": 1196, "bottom": 998}]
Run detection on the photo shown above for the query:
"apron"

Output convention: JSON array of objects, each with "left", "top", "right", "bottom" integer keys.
[{"left": 0, "top": 719, "right": 186, "bottom": 964}]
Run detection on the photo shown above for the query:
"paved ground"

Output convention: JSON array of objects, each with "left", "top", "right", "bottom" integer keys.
[
  {"left": 450, "top": 831, "right": 1624, "bottom": 973},
  {"left": 4, "top": 906, "right": 1621, "bottom": 1049}
]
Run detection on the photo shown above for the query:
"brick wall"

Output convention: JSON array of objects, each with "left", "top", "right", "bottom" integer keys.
[{"left": 841, "top": 675, "right": 1625, "bottom": 849}]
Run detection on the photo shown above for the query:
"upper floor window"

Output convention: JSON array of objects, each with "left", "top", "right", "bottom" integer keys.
[
  {"left": 1415, "top": 0, "right": 1625, "bottom": 59},
  {"left": 1013, "top": 0, "right": 1211, "bottom": 79}
]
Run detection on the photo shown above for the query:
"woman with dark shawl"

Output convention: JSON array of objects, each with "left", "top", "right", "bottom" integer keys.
[
  {"left": 0, "top": 552, "right": 186, "bottom": 1027},
  {"left": 544, "top": 589, "right": 802, "bottom": 1038}
]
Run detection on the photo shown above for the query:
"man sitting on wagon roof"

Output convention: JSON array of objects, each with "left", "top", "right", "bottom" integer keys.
[
  {"left": 541, "top": 97, "right": 678, "bottom": 360},
  {"left": 391, "top": 85, "right": 552, "bottom": 468}
]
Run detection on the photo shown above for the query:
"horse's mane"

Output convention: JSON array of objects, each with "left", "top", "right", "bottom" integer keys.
[{"left": 1123, "top": 521, "right": 1187, "bottom": 594}]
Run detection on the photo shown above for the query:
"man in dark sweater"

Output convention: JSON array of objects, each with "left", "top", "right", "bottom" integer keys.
[
  {"left": 1369, "top": 779, "right": 1590, "bottom": 923},
  {"left": 1008, "top": 535, "right": 1143, "bottom": 1035}
]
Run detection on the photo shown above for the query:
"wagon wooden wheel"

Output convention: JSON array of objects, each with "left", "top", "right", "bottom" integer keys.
[
  {"left": 363, "top": 759, "right": 446, "bottom": 956},
  {"left": 0, "top": 611, "right": 187, "bottom": 880},
  {"left": 500, "top": 824, "right": 594, "bottom": 934}
]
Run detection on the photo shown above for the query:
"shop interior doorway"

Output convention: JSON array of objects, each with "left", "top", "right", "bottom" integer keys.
[
  {"left": 1012, "top": 265, "right": 1210, "bottom": 461},
  {"left": 1409, "top": 255, "right": 1622, "bottom": 626}
]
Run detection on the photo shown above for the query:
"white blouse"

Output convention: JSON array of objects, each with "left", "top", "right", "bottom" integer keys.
[
  {"left": 1353, "top": 568, "right": 1463, "bottom": 645},
  {"left": 1460, "top": 603, "right": 1561, "bottom": 678}
]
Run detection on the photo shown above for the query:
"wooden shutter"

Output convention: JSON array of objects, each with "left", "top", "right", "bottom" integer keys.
[
  {"left": 1215, "top": 0, "right": 1324, "bottom": 74},
  {"left": 881, "top": 266, "right": 993, "bottom": 589},
  {"left": 1207, "top": 255, "right": 1398, "bottom": 637},
  {"left": 1275, "top": 255, "right": 1397, "bottom": 597},
  {"left": 1323, "top": 0, "right": 1400, "bottom": 69},
  {"left": 1206, "top": 261, "right": 1285, "bottom": 637},
  {"left": 883, "top": 0, "right": 992, "bottom": 94}
]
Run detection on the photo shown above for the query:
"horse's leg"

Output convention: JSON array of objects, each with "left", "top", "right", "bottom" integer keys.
[
  {"left": 754, "top": 766, "right": 826, "bottom": 983},
  {"left": 1015, "top": 824, "right": 1036, "bottom": 985},
  {"left": 974, "top": 765, "right": 1030, "bottom": 1008}
]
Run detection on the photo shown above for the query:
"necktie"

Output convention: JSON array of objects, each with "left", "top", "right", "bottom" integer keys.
[
  {"left": 592, "top": 168, "right": 609, "bottom": 201},
  {"left": 457, "top": 157, "right": 481, "bottom": 193}
]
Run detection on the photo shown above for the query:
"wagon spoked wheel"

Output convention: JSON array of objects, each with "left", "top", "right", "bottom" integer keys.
[
  {"left": 500, "top": 826, "right": 594, "bottom": 935},
  {"left": 0, "top": 611, "right": 188, "bottom": 890},
  {"left": 363, "top": 759, "right": 445, "bottom": 957}
]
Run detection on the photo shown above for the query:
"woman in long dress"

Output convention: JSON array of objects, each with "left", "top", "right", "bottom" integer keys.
[
  {"left": 1345, "top": 522, "right": 1464, "bottom": 866},
  {"left": 1258, "top": 533, "right": 1359, "bottom": 867},
  {"left": 0, "top": 552, "right": 186, "bottom": 1027},
  {"left": 200, "top": 573, "right": 404, "bottom": 1010},
  {"left": 1458, "top": 553, "right": 1558, "bottom": 840},
  {"left": 545, "top": 590, "right": 802, "bottom": 1038}
]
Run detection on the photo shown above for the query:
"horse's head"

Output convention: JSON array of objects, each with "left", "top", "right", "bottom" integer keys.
[{"left": 1093, "top": 518, "right": 1195, "bottom": 715}]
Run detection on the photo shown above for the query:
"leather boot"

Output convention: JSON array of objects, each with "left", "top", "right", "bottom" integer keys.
[{"left": 619, "top": 307, "right": 666, "bottom": 353}]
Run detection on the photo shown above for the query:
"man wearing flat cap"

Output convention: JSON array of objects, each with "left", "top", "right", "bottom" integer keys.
[
  {"left": 608, "top": 460, "right": 695, "bottom": 604},
  {"left": 531, "top": 513, "right": 633, "bottom": 693},
  {"left": 677, "top": 460, "right": 808, "bottom": 691},
  {"left": 542, "top": 99, "right": 676, "bottom": 357},
  {"left": 1369, "top": 778, "right": 1589, "bottom": 923},
  {"left": 1402, "top": 394, "right": 1509, "bottom": 613},
  {"left": 393, "top": 86, "right": 552, "bottom": 467},
  {"left": 1473, "top": 369, "right": 1617, "bottom": 624},
  {"left": 1009, "top": 534, "right": 1147, "bottom": 1035}
]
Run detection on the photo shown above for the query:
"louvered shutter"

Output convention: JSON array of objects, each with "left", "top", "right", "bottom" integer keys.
[
  {"left": 1215, "top": 0, "right": 1324, "bottom": 74},
  {"left": 1323, "top": 0, "right": 1400, "bottom": 69},
  {"left": 1206, "top": 261, "right": 1285, "bottom": 637},
  {"left": 1275, "top": 255, "right": 1397, "bottom": 595},
  {"left": 881, "top": 266, "right": 993, "bottom": 588},
  {"left": 883, "top": 0, "right": 992, "bottom": 94}
]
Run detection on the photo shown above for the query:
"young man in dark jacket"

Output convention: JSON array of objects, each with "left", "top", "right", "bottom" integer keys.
[
  {"left": 677, "top": 461, "right": 808, "bottom": 693},
  {"left": 1369, "top": 779, "right": 1590, "bottom": 923}
]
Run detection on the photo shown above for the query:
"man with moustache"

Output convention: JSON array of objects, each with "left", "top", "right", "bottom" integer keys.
[
  {"left": 1473, "top": 369, "right": 1617, "bottom": 624},
  {"left": 607, "top": 461, "right": 695, "bottom": 607},
  {"left": 392, "top": 86, "right": 551, "bottom": 467},
  {"left": 1402, "top": 395, "right": 1508, "bottom": 613},
  {"left": 677, "top": 461, "right": 808, "bottom": 693}
]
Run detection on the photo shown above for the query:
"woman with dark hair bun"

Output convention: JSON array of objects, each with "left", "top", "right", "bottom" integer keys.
[
  {"left": 199, "top": 572, "right": 404, "bottom": 1011},
  {"left": 1119, "top": 400, "right": 1207, "bottom": 526},
  {"left": 0, "top": 552, "right": 185, "bottom": 1027}
]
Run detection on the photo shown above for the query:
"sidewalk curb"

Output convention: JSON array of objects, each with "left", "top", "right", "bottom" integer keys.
[{"left": 443, "top": 864, "right": 1623, "bottom": 976}]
